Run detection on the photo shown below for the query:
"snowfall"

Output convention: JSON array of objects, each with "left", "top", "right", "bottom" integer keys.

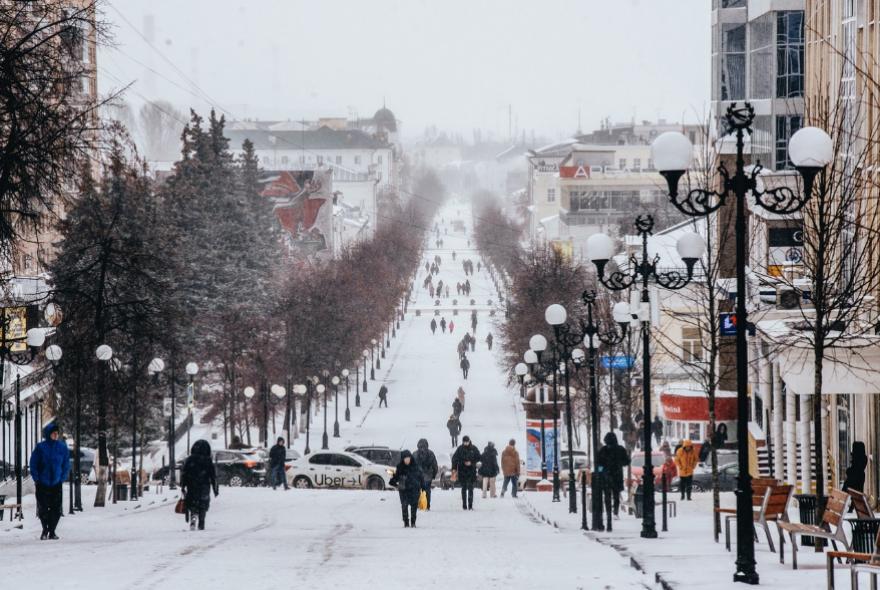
[{"left": 0, "top": 201, "right": 845, "bottom": 589}]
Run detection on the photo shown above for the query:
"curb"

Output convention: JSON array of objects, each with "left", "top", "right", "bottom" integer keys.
[{"left": 522, "top": 495, "right": 677, "bottom": 590}]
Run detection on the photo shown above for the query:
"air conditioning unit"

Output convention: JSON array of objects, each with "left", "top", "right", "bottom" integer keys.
[{"left": 776, "top": 286, "right": 800, "bottom": 309}]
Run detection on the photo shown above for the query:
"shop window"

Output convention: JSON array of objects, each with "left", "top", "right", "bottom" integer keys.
[
  {"left": 547, "top": 188, "right": 556, "bottom": 203},
  {"left": 681, "top": 327, "right": 703, "bottom": 363},
  {"left": 721, "top": 23, "right": 747, "bottom": 100},
  {"left": 776, "top": 11, "right": 804, "bottom": 99}
]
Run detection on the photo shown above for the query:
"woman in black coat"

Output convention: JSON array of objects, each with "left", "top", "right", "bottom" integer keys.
[
  {"left": 479, "top": 442, "right": 499, "bottom": 498},
  {"left": 844, "top": 441, "right": 868, "bottom": 493},
  {"left": 390, "top": 450, "right": 424, "bottom": 528},
  {"left": 180, "top": 439, "right": 219, "bottom": 531}
]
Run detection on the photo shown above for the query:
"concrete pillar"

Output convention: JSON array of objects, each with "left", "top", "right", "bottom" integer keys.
[
  {"left": 771, "top": 362, "right": 785, "bottom": 480},
  {"left": 799, "top": 393, "right": 812, "bottom": 493},
  {"left": 785, "top": 377, "right": 798, "bottom": 485}
]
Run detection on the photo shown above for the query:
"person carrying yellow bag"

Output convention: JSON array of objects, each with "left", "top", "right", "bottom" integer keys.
[
  {"left": 418, "top": 490, "right": 428, "bottom": 511},
  {"left": 389, "top": 450, "right": 424, "bottom": 528}
]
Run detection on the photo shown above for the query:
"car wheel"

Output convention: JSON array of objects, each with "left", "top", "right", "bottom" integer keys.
[
  {"left": 692, "top": 482, "right": 705, "bottom": 493},
  {"left": 366, "top": 475, "right": 385, "bottom": 491},
  {"left": 293, "top": 476, "right": 312, "bottom": 489},
  {"left": 81, "top": 473, "right": 90, "bottom": 485},
  {"left": 228, "top": 473, "right": 245, "bottom": 487}
]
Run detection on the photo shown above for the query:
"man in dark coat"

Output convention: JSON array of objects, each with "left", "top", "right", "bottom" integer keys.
[
  {"left": 440, "top": 317, "right": 447, "bottom": 333},
  {"left": 389, "top": 450, "right": 423, "bottom": 527},
  {"left": 180, "top": 439, "right": 219, "bottom": 531},
  {"left": 447, "top": 413, "right": 462, "bottom": 447},
  {"left": 452, "top": 398, "right": 463, "bottom": 418},
  {"left": 652, "top": 416, "right": 663, "bottom": 446},
  {"left": 413, "top": 439, "right": 438, "bottom": 510},
  {"left": 479, "top": 442, "right": 500, "bottom": 498},
  {"left": 486, "top": 333, "right": 493, "bottom": 350},
  {"left": 29, "top": 422, "right": 70, "bottom": 540},
  {"left": 460, "top": 355, "right": 470, "bottom": 379},
  {"left": 452, "top": 435, "right": 481, "bottom": 510},
  {"left": 268, "top": 437, "right": 288, "bottom": 490},
  {"left": 378, "top": 384, "right": 389, "bottom": 408},
  {"left": 430, "top": 318, "right": 437, "bottom": 334},
  {"left": 596, "top": 432, "right": 630, "bottom": 518}
]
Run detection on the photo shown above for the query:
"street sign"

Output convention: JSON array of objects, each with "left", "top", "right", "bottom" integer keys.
[
  {"left": 601, "top": 355, "right": 634, "bottom": 370},
  {"left": 720, "top": 312, "right": 737, "bottom": 336},
  {"left": 162, "top": 398, "right": 172, "bottom": 417},
  {"left": 186, "top": 383, "right": 194, "bottom": 409}
]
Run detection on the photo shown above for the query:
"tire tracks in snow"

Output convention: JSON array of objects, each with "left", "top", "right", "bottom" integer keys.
[
  {"left": 356, "top": 314, "right": 414, "bottom": 429},
  {"left": 293, "top": 522, "right": 354, "bottom": 583}
]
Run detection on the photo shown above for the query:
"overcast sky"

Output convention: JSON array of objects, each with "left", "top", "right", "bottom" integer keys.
[{"left": 100, "top": 0, "right": 711, "bottom": 143}]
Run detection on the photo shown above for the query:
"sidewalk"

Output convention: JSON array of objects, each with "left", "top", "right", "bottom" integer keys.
[{"left": 523, "top": 489, "right": 839, "bottom": 589}]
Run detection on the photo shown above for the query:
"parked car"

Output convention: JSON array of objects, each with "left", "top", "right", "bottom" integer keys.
[
  {"left": 287, "top": 451, "right": 394, "bottom": 490},
  {"left": 698, "top": 449, "right": 737, "bottom": 469},
  {"left": 251, "top": 447, "right": 301, "bottom": 471},
  {"left": 672, "top": 461, "right": 739, "bottom": 493},
  {"left": 345, "top": 445, "right": 401, "bottom": 467},
  {"left": 627, "top": 451, "right": 666, "bottom": 487},
  {"left": 69, "top": 447, "right": 96, "bottom": 484},
  {"left": 212, "top": 449, "right": 267, "bottom": 487}
]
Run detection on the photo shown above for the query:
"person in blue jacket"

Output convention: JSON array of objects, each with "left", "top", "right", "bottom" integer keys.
[{"left": 29, "top": 422, "right": 70, "bottom": 540}]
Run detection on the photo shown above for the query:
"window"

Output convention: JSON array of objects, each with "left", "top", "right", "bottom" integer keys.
[
  {"left": 309, "top": 454, "right": 333, "bottom": 465},
  {"left": 281, "top": 155, "right": 289, "bottom": 165},
  {"left": 377, "top": 154, "right": 383, "bottom": 164},
  {"left": 262, "top": 156, "right": 270, "bottom": 165},
  {"left": 720, "top": 24, "right": 746, "bottom": 100},
  {"left": 721, "top": 0, "right": 745, "bottom": 6},
  {"left": 681, "top": 327, "right": 703, "bottom": 363},
  {"left": 775, "top": 115, "right": 802, "bottom": 170},
  {"left": 776, "top": 11, "right": 804, "bottom": 99},
  {"left": 647, "top": 159, "right": 654, "bottom": 171},
  {"left": 619, "top": 158, "right": 627, "bottom": 169},
  {"left": 750, "top": 14, "right": 774, "bottom": 99},
  {"left": 331, "top": 454, "right": 361, "bottom": 467},
  {"left": 316, "top": 155, "right": 323, "bottom": 165},
  {"left": 354, "top": 155, "right": 362, "bottom": 165},
  {"left": 335, "top": 155, "right": 342, "bottom": 165},
  {"left": 547, "top": 188, "right": 556, "bottom": 203},
  {"left": 633, "top": 158, "right": 642, "bottom": 170}
]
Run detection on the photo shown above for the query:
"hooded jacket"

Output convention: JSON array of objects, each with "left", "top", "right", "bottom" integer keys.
[
  {"left": 447, "top": 415, "right": 462, "bottom": 435},
  {"left": 29, "top": 423, "right": 70, "bottom": 487},
  {"left": 413, "top": 439, "right": 438, "bottom": 483},
  {"left": 452, "top": 439, "right": 481, "bottom": 484},
  {"left": 478, "top": 443, "right": 499, "bottom": 478},
  {"left": 674, "top": 440, "right": 699, "bottom": 477},
  {"left": 596, "top": 432, "right": 630, "bottom": 491},
  {"left": 501, "top": 444, "right": 521, "bottom": 476},
  {"left": 390, "top": 450, "right": 424, "bottom": 501},
  {"left": 181, "top": 439, "right": 218, "bottom": 507}
]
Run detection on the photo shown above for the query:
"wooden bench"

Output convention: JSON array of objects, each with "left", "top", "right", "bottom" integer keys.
[
  {"left": 722, "top": 483, "right": 793, "bottom": 554},
  {"left": 778, "top": 489, "right": 852, "bottom": 569},
  {"left": 848, "top": 525, "right": 880, "bottom": 590},
  {"left": 851, "top": 489, "right": 876, "bottom": 519},
  {"left": 0, "top": 503, "right": 22, "bottom": 521},
  {"left": 825, "top": 491, "right": 880, "bottom": 589},
  {"left": 716, "top": 477, "right": 778, "bottom": 551}
]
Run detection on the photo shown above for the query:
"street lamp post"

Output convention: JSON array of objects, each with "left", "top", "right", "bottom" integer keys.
[
  {"left": 184, "top": 362, "right": 198, "bottom": 451},
  {"left": 45, "top": 345, "right": 70, "bottom": 511},
  {"left": 650, "top": 105, "right": 831, "bottom": 583},
  {"left": 319, "top": 384, "right": 328, "bottom": 450},
  {"left": 342, "top": 369, "right": 351, "bottom": 421},
  {"left": 371, "top": 339, "right": 379, "bottom": 374},
  {"left": 332, "top": 376, "right": 340, "bottom": 437},
  {"left": 271, "top": 384, "right": 286, "bottom": 444},
  {"left": 243, "top": 385, "right": 256, "bottom": 445},
  {"left": 515, "top": 363, "right": 528, "bottom": 398},
  {"left": 545, "top": 296, "right": 630, "bottom": 525},
  {"left": 524, "top": 345, "right": 551, "bottom": 483},
  {"left": 588, "top": 215, "right": 704, "bottom": 539},
  {"left": 361, "top": 349, "right": 368, "bottom": 398},
  {"left": 296, "top": 384, "right": 310, "bottom": 455},
  {"left": 529, "top": 334, "right": 562, "bottom": 502}
]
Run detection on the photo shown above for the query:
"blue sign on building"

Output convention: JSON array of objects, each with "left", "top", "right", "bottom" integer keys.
[{"left": 601, "top": 355, "right": 634, "bottom": 370}]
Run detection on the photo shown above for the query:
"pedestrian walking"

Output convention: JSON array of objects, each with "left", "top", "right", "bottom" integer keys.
[
  {"left": 269, "top": 437, "right": 288, "bottom": 490},
  {"left": 456, "top": 386, "right": 466, "bottom": 410},
  {"left": 440, "top": 317, "right": 447, "bottom": 333},
  {"left": 460, "top": 355, "right": 470, "bottom": 379},
  {"left": 479, "top": 442, "right": 499, "bottom": 498},
  {"left": 447, "top": 414, "right": 462, "bottom": 447},
  {"left": 29, "top": 423, "right": 70, "bottom": 540},
  {"left": 844, "top": 441, "right": 868, "bottom": 494},
  {"left": 652, "top": 416, "right": 663, "bottom": 446},
  {"left": 452, "top": 436, "right": 480, "bottom": 510},
  {"left": 449, "top": 320, "right": 455, "bottom": 333},
  {"left": 378, "top": 384, "right": 389, "bottom": 407},
  {"left": 698, "top": 438, "right": 712, "bottom": 463},
  {"left": 712, "top": 423, "right": 728, "bottom": 449},
  {"left": 456, "top": 283, "right": 462, "bottom": 296},
  {"left": 452, "top": 251, "right": 456, "bottom": 261},
  {"left": 674, "top": 439, "right": 698, "bottom": 500},
  {"left": 445, "top": 286, "right": 450, "bottom": 298},
  {"left": 389, "top": 450, "right": 423, "bottom": 528},
  {"left": 413, "top": 439, "right": 438, "bottom": 510},
  {"left": 452, "top": 398, "right": 463, "bottom": 418},
  {"left": 486, "top": 333, "right": 493, "bottom": 350},
  {"left": 429, "top": 284, "right": 435, "bottom": 298},
  {"left": 430, "top": 318, "right": 437, "bottom": 335},
  {"left": 500, "top": 439, "right": 521, "bottom": 498},
  {"left": 180, "top": 439, "right": 219, "bottom": 531},
  {"left": 477, "top": 261, "right": 481, "bottom": 272},
  {"left": 469, "top": 334, "right": 476, "bottom": 352},
  {"left": 596, "top": 432, "right": 630, "bottom": 518}
]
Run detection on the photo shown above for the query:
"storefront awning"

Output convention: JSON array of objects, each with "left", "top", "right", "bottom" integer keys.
[
  {"left": 659, "top": 387, "right": 737, "bottom": 422},
  {"left": 774, "top": 344, "right": 880, "bottom": 395}
]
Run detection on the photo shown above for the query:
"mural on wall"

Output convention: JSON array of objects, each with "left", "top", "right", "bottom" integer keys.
[{"left": 261, "top": 170, "right": 334, "bottom": 262}]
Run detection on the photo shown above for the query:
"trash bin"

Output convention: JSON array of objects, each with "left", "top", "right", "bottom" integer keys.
[
  {"left": 795, "top": 494, "right": 826, "bottom": 547},
  {"left": 634, "top": 484, "right": 644, "bottom": 519},
  {"left": 115, "top": 484, "right": 128, "bottom": 502},
  {"left": 848, "top": 518, "right": 880, "bottom": 554}
]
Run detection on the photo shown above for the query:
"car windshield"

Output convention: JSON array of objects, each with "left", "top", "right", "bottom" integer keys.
[{"left": 630, "top": 453, "right": 664, "bottom": 468}]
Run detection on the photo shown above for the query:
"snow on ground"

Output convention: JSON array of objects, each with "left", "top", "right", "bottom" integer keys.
[{"left": 0, "top": 200, "right": 651, "bottom": 589}]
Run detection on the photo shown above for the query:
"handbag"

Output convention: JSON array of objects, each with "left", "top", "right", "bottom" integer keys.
[
  {"left": 418, "top": 490, "right": 428, "bottom": 511},
  {"left": 450, "top": 470, "right": 458, "bottom": 483},
  {"left": 174, "top": 497, "right": 186, "bottom": 515}
]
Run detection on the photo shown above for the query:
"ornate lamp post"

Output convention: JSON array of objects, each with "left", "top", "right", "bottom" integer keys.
[
  {"left": 342, "top": 369, "right": 351, "bottom": 421},
  {"left": 318, "top": 384, "right": 328, "bottom": 449},
  {"left": 331, "top": 376, "right": 341, "bottom": 437},
  {"left": 371, "top": 338, "right": 379, "bottom": 374},
  {"left": 587, "top": 215, "right": 705, "bottom": 539},
  {"left": 524, "top": 342, "right": 556, "bottom": 487},
  {"left": 514, "top": 362, "right": 528, "bottom": 398},
  {"left": 530, "top": 333, "right": 562, "bottom": 502},
  {"left": 295, "top": 384, "right": 310, "bottom": 455},
  {"left": 243, "top": 385, "right": 256, "bottom": 447},
  {"left": 271, "top": 384, "right": 287, "bottom": 443},
  {"left": 184, "top": 362, "right": 198, "bottom": 451},
  {"left": 361, "top": 349, "right": 369, "bottom": 398},
  {"left": 650, "top": 104, "right": 831, "bottom": 583},
  {"left": 545, "top": 295, "right": 631, "bottom": 525}
]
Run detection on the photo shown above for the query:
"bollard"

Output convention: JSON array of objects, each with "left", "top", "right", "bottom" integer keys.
[
  {"left": 661, "top": 472, "right": 668, "bottom": 532},
  {"left": 581, "top": 471, "right": 589, "bottom": 531}
]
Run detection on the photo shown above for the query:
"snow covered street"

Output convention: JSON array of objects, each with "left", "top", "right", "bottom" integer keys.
[{"left": 0, "top": 202, "right": 651, "bottom": 589}]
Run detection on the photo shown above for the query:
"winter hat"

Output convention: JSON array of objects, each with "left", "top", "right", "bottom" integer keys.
[
  {"left": 487, "top": 441, "right": 494, "bottom": 448},
  {"left": 417, "top": 438, "right": 428, "bottom": 450},
  {"left": 509, "top": 439, "right": 516, "bottom": 446},
  {"left": 400, "top": 450, "right": 413, "bottom": 460},
  {"left": 462, "top": 435, "right": 471, "bottom": 443},
  {"left": 603, "top": 432, "right": 618, "bottom": 446},
  {"left": 42, "top": 422, "right": 59, "bottom": 439},
  {"left": 682, "top": 439, "right": 693, "bottom": 448}
]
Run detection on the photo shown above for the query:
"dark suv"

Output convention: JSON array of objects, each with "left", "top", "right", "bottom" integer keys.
[
  {"left": 345, "top": 445, "right": 401, "bottom": 467},
  {"left": 213, "top": 450, "right": 266, "bottom": 487}
]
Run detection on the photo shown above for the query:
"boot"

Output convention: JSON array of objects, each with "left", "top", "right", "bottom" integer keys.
[
  {"left": 403, "top": 519, "right": 410, "bottom": 528},
  {"left": 190, "top": 519, "right": 197, "bottom": 531}
]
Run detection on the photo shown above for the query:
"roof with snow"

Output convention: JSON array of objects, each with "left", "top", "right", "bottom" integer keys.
[{"left": 226, "top": 126, "right": 390, "bottom": 151}]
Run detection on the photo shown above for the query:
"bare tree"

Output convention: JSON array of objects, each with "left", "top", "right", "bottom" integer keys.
[{"left": 138, "top": 100, "right": 184, "bottom": 161}]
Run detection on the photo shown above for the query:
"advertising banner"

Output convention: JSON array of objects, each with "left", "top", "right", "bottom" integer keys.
[
  {"left": 186, "top": 383, "right": 194, "bottom": 409},
  {"left": 526, "top": 418, "right": 559, "bottom": 480}
]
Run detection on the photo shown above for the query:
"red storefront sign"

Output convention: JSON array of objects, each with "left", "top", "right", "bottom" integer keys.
[
  {"left": 659, "top": 391, "right": 738, "bottom": 422},
  {"left": 559, "top": 165, "right": 591, "bottom": 179}
]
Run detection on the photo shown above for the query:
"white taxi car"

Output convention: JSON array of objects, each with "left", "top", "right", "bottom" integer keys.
[{"left": 286, "top": 450, "right": 394, "bottom": 490}]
